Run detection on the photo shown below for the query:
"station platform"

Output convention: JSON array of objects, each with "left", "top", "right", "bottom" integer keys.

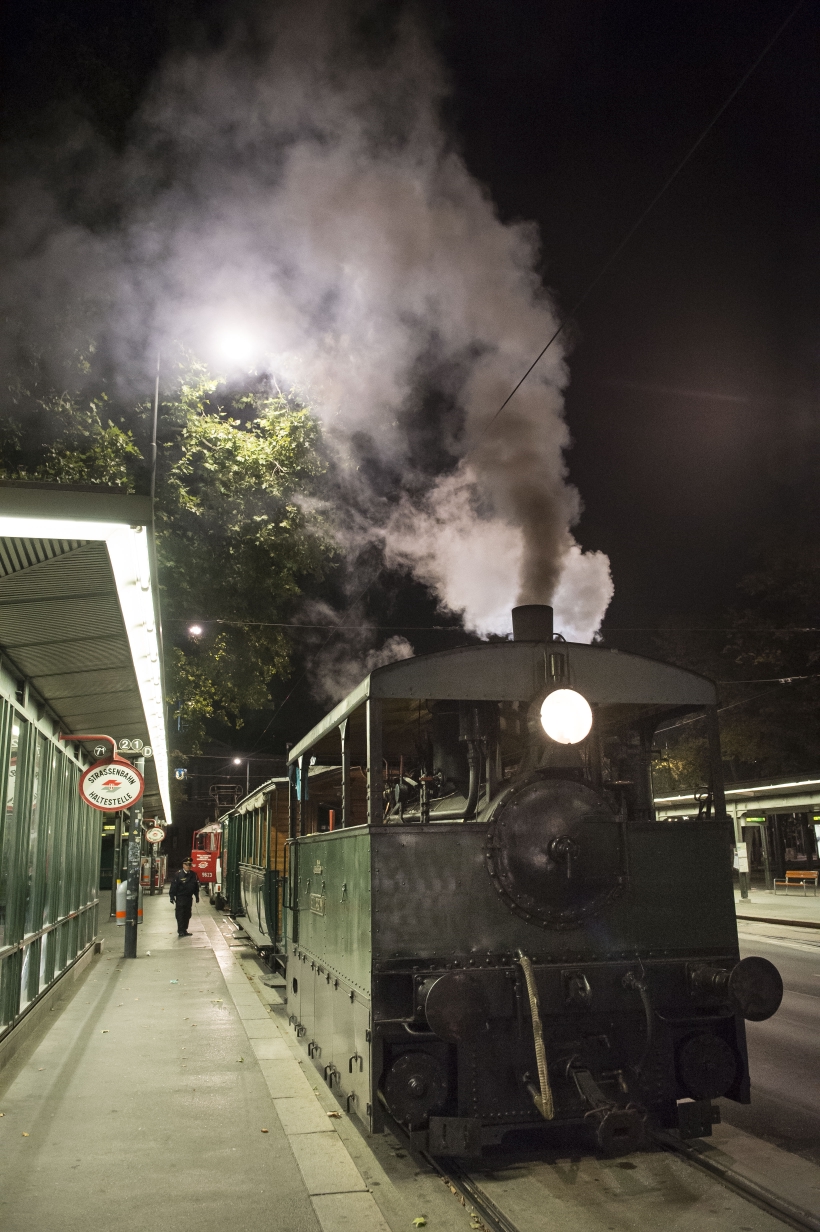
[
  {"left": 0, "top": 897, "right": 471, "bottom": 1232},
  {"left": 735, "top": 887, "right": 820, "bottom": 928}
]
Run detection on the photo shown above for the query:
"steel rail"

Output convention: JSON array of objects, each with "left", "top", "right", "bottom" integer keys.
[
  {"left": 428, "top": 1135, "right": 820, "bottom": 1232},
  {"left": 653, "top": 1131, "right": 820, "bottom": 1232},
  {"left": 423, "top": 1154, "right": 522, "bottom": 1232}
]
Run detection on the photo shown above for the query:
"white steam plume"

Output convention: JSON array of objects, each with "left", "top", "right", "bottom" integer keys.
[
  {"left": 0, "top": 2, "right": 613, "bottom": 642},
  {"left": 299, "top": 601, "right": 413, "bottom": 705}
]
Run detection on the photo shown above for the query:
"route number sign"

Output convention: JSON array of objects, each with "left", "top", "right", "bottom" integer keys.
[
  {"left": 145, "top": 826, "right": 165, "bottom": 843},
  {"left": 79, "top": 760, "right": 144, "bottom": 812}
]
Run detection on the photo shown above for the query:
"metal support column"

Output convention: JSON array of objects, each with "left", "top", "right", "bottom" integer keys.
[
  {"left": 148, "top": 834, "right": 156, "bottom": 896},
  {"left": 288, "top": 770, "right": 297, "bottom": 841},
  {"left": 124, "top": 757, "right": 144, "bottom": 958},
  {"left": 760, "top": 819, "right": 774, "bottom": 891},
  {"left": 708, "top": 708, "right": 747, "bottom": 897},
  {"left": 297, "top": 755, "right": 305, "bottom": 837},
  {"left": 733, "top": 810, "right": 750, "bottom": 900},
  {"left": 366, "top": 697, "right": 383, "bottom": 826},
  {"left": 340, "top": 718, "right": 350, "bottom": 828},
  {"left": 110, "top": 810, "right": 123, "bottom": 919}
]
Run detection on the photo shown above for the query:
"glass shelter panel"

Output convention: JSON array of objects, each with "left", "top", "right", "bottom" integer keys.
[
  {"left": 0, "top": 702, "right": 101, "bottom": 1040},
  {"left": 0, "top": 703, "right": 18, "bottom": 950}
]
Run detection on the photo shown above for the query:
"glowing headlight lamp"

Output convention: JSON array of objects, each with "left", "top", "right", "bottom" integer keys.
[{"left": 540, "top": 689, "right": 593, "bottom": 745}]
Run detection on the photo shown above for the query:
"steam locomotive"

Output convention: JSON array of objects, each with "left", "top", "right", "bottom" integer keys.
[{"left": 220, "top": 604, "right": 782, "bottom": 1157}]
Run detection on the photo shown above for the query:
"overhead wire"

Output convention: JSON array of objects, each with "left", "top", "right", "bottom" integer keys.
[
  {"left": 655, "top": 674, "right": 820, "bottom": 735},
  {"left": 179, "top": 617, "right": 820, "bottom": 635},
  {"left": 179, "top": 618, "right": 471, "bottom": 632},
  {"left": 474, "top": 0, "right": 806, "bottom": 443},
  {"left": 177, "top": 2, "right": 807, "bottom": 755},
  {"left": 244, "top": 570, "right": 385, "bottom": 754}
]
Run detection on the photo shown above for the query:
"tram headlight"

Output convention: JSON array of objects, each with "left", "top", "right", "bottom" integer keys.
[{"left": 540, "top": 689, "right": 593, "bottom": 745}]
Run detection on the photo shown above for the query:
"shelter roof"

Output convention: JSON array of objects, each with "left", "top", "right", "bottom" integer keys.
[{"left": 0, "top": 482, "right": 171, "bottom": 820}]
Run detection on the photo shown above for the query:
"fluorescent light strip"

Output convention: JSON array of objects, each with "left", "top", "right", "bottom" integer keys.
[
  {"left": 0, "top": 515, "right": 171, "bottom": 822},
  {"left": 655, "top": 776, "right": 820, "bottom": 806}
]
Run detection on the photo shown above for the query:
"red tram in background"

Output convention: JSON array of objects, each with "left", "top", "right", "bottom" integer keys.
[{"left": 191, "top": 822, "right": 223, "bottom": 901}]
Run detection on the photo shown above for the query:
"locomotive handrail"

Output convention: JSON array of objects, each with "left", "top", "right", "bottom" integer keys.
[
  {"left": 622, "top": 970, "right": 655, "bottom": 1073},
  {"left": 517, "top": 952, "right": 555, "bottom": 1120}
]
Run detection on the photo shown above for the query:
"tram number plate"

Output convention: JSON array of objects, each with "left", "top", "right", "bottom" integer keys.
[{"left": 309, "top": 893, "right": 325, "bottom": 916}]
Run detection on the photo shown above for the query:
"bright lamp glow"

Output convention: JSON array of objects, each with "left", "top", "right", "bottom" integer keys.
[
  {"left": 188, "top": 624, "right": 203, "bottom": 636},
  {"left": 215, "top": 327, "right": 257, "bottom": 368},
  {"left": 540, "top": 689, "right": 593, "bottom": 745},
  {"left": 233, "top": 757, "right": 243, "bottom": 765}
]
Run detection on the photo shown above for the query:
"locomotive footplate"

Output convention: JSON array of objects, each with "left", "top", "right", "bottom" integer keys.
[{"left": 376, "top": 951, "right": 781, "bottom": 1154}]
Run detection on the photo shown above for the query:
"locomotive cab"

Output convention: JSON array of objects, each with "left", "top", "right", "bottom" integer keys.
[{"left": 284, "top": 605, "right": 781, "bottom": 1157}]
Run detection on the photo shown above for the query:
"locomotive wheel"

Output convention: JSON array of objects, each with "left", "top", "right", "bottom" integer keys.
[
  {"left": 382, "top": 1052, "right": 449, "bottom": 1129},
  {"left": 677, "top": 1032, "right": 738, "bottom": 1101}
]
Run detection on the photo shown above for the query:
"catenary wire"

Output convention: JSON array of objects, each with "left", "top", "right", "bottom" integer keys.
[
  {"left": 176, "top": 2, "right": 806, "bottom": 751},
  {"left": 655, "top": 676, "right": 819, "bottom": 734},
  {"left": 474, "top": 0, "right": 806, "bottom": 443},
  {"left": 243, "top": 571, "right": 385, "bottom": 754},
  {"left": 179, "top": 618, "right": 820, "bottom": 634}
]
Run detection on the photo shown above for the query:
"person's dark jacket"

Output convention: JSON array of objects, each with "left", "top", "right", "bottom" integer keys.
[{"left": 169, "top": 869, "right": 200, "bottom": 904}]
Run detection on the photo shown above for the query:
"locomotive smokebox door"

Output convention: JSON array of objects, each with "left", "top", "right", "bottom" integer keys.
[{"left": 486, "top": 775, "right": 626, "bottom": 929}]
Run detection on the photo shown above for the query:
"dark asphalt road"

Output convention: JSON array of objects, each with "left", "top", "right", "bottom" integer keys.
[{"left": 720, "top": 923, "right": 820, "bottom": 1165}]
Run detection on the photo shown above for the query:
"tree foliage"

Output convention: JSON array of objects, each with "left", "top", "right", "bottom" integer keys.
[
  {"left": 0, "top": 349, "right": 333, "bottom": 752},
  {"left": 0, "top": 376, "right": 141, "bottom": 488},
  {"left": 650, "top": 539, "right": 820, "bottom": 793},
  {"left": 156, "top": 365, "right": 331, "bottom": 748}
]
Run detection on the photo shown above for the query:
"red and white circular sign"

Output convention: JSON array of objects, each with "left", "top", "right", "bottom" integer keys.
[
  {"left": 80, "top": 760, "right": 144, "bottom": 812},
  {"left": 145, "top": 826, "right": 165, "bottom": 843}
]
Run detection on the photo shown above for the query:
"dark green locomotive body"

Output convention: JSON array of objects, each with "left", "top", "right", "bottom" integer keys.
[
  {"left": 279, "top": 608, "right": 782, "bottom": 1156},
  {"left": 286, "top": 815, "right": 748, "bottom": 1151}
]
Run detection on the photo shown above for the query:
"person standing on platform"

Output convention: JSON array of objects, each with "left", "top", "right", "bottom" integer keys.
[{"left": 169, "top": 858, "right": 200, "bottom": 936}]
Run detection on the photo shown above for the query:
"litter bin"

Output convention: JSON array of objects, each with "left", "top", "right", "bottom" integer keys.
[{"left": 115, "top": 880, "right": 143, "bottom": 925}]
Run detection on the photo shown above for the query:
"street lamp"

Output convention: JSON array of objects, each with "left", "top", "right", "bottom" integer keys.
[
  {"left": 233, "top": 756, "right": 249, "bottom": 796},
  {"left": 215, "top": 326, "right": 258, "bottom": 369},
  {"left": 188, "top": 624, "right": 203, "bottom": 636}
]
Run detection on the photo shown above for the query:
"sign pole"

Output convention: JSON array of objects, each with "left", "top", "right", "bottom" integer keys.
[
  {"left": 110, "top": 809, "right": 123, "bottom": 920},
  {"left": 148, "top": 833, "right": 155, "bottom": 897},
  {"left": 124, "top": 756, "right": 145, "bottom": 959}
]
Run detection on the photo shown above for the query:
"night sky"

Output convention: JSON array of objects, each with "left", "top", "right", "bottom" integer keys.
[
  {"left": 434, "top": 1, "right": 819, "bottom": 643},
  {"left": 2, "top": 0, "right": 817, "bottom": 649}
]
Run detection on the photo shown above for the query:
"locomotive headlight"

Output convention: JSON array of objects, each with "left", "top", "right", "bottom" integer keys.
[{"left": 540, "top": 689, "right": 593, "bottom": 744}]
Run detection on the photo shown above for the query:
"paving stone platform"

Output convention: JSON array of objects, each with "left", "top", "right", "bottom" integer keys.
[
  {"left": 735, "top": 887, "right": 820, "bottom": 928},
  {"left": 0, "top": 894, "right": 438, "bottom": 1232}
]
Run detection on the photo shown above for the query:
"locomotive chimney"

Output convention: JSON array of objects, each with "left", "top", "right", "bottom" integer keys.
[{"left": 512, "top": 604, "right": 554, "bottom": 642}]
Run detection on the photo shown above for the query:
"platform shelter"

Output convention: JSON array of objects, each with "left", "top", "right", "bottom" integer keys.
[{"left": 0, "top": 481, "right": 170, "bottom": 1056}]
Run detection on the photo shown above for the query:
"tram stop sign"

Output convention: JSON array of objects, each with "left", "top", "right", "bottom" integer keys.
[
  {"left": 79, "top": 760, "right": 144, "bottom": 812},
  {"left": 145, "top": 826, "right": 165, "bottom": 844}
]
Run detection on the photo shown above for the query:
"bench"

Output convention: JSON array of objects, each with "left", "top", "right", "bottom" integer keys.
[{"left": 774, "top": 869, "right": 819, "bottom": 896}]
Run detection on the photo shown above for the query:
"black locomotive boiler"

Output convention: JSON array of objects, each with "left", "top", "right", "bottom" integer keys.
[{"left": 283, "top": 604, "right": 782, "bottom": 1156}]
